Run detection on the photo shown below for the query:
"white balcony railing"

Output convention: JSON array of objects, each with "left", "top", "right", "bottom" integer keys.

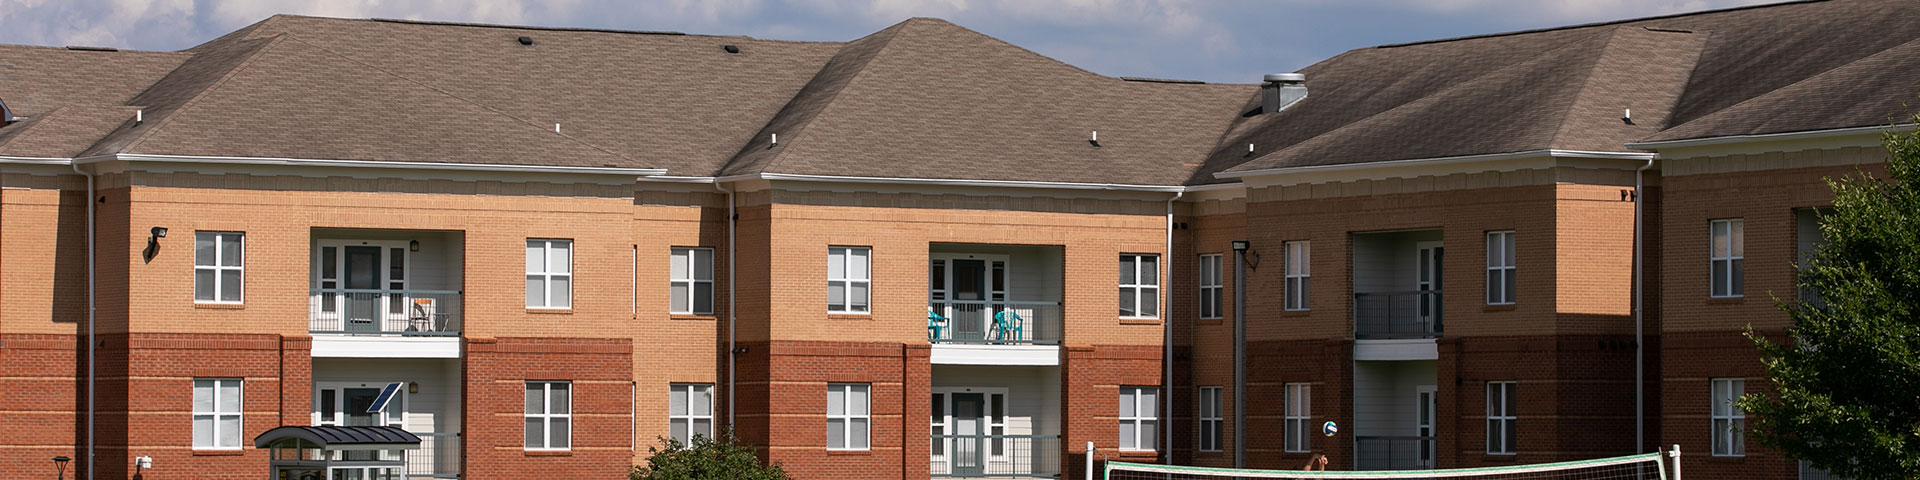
[{"left": 309, "top": 289, "right": 462, "bottom": 335}]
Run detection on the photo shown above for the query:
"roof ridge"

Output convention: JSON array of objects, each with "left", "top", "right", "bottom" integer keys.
[
  {"left": 117, "top": 35, "right": 287, "bottom": 154},
  {"left": 1648, "top": 32, "right": 1920, "bottom": 142},
  {"left": 1375, "top": 0, "right": 1829, "bottom": 49},
  {"left": 274, "top": 35, "right": 639, "bottom": 163},
  {"left": 750, "top": 20, "right": 914, "bottom": 176}
]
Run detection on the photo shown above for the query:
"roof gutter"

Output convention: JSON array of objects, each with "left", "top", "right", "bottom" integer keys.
[
  {"left": 1214, "top": 149, "right": 1654, "bottom": 179},
  {"left": 1624, "top": 124, "right": 1916, "bottom": 150},
  {"left": 72, "top": 153, "right": 667, "bottom": 176},
  {"left": 716, "top": 172, "right": 1193, "bottom": 193},
  {"left": 0, "top": 156, "right": 74, "bottom": 165}
]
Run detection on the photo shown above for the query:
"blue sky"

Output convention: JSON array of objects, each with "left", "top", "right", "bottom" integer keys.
[{"left": 0, "top": 0, "right": 1773, "bottom": 84}]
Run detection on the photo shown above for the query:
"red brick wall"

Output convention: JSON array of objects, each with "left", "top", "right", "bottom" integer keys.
[
  {"left": 1065, "top": 345, "right": 1163, "bottom": 480},
  {"left": 464, "top": 336, "right": 634, "bottom": 480}
]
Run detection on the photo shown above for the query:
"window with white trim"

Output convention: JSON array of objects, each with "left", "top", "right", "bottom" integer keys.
[
  {"left": 1486, "top": 381, "right": 1516, "bottom": 455},
  {"left": 1199, "top": 254, "right": 1223, "bottom": 320},
  {"left": 1119, "top": 386, "right": 1158, "bottom": 451},
  {"left": 1487, "top": 231, "right": 1516, "bottom": 305},
  {"left": 194, "top": 232, "right": 244, "bottom": 303},
  {"left": 1711, "top": 378, "right": 1746, "bottom": 457},
  {"left": 670, "top": 248, "right": 715, "bottom": 315},
  {"left": 1284, "top": 383, "right": 1311, "bottom": 452},
  {"left": 1120, "top": 254, "right": 1160, "bottom": 318},
  {"left": 1284, "top": 241, "right": 1310, "bottom": 311},
  {"left": 527, "top": 239, "right": 573, "bottom": 308},
  {"left": 1711, "top": 219, "right": 1744, "bottom": 298},
  {"left": 525, "top": 381, "right": 572, "bottom": 450},
  {"left": 192, "top": 378, "right": 242, "bottom": 449},
  {"left": 669, "top": 383, "right": 713, "bottom": 445},
  {"left": 828, "top": 247, "right": 871, "bottom": 313},
  {"left": 1198, "top": 386, "right": 1222, "bottom": 452},
  {"left": 827, "top": 383, "right": 870, "bottom": 450}
]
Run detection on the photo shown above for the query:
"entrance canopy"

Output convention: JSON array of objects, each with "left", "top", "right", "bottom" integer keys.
[
  {"left": 257, "top": 426, "right": 420, "bottom": 480},
  {"left": 255, "top": 426, "right": 421, "bottom": 450}
]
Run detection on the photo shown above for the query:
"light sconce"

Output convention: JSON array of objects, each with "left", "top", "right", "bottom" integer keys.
[
  {"left": 1231, "top": 240, "right": 1260, "bottom": 270},
  {"left": 408, "top": 383, "right": 419, "bottom": 394},
  {"left": 409, "top": 240, "right": 420, "bottom": 252},
  {"left": 143, "top": 227, "right": 168, "bottom": 263}
]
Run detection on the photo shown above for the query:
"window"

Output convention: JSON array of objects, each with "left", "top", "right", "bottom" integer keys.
[
  {"left": 1198, "top": 386, "right": 1222, "bottom": 452},
  {"left": 828, "top": 247, "right": 871, "bottom": 313},
  {"left": 1710, "top": 219, "right": 1744, "bottom": 298},
  {"left": 1284, "top": 241, "right": 1310, "bottom": 311},
  {"left": 1487, "top": 231, "right": 1516, "bottom": 305},
  {"left": 1486, "top": 381, "right": 1516, "bottom": 455},
  {"left": 1284, "top": 383, "right": 1311, "bottom": 452},
  {"left": 669, "top": 384, "right": 713, "bottom": 445},
  {"left": 525, "top": 381, "right": 572, "bottom": 450},
  {"left": 1120, "top": 254, "right": 1160, "bottom": 318},
  {"left": 827, "top": 383, "right": 870, "bottom": 450},
  {"left": 670, "top": 248, "right": 715, "bottom": 315},
  {"left": 1199, "top": 254, "right": 1223, "bottom": 319},
  {"left": 192, "top": 378, "right": 242, "bottom": 449},
  {"left": 1119, "top": 386, "right": 1158, "bottom": 451},
  {"left": 1712, "top": 378, "right": 1746, "bottom": 456},
  {"left": 194, "top": 232, "right": 244, "bottom": 303},
  {"left": 527, "top": 239, "right": 573, "bottom": 308}
]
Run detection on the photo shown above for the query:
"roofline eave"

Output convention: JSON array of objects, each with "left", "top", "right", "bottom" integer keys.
[
  {"left": 1213, "top": 148, "right": 1655, "bottom": 179},
  {"left": 1624, "top": 123, "right": 1917, "bottom": 150},
  {"left": 713, "top": 172, "right": 1210, "bottom": 193},
  {"left": 71, "top": 153, "right": 667, "bottom": 176}
]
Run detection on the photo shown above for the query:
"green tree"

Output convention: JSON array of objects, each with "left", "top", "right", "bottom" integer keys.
[
  {"left": 631, "top": 430, "right": 791, "bottom": 480},
  {"left": 1741, "top": 117, "right": 1920, "bottom": 480}
]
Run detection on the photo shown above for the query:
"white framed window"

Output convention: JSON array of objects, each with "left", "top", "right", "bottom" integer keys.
[
  {"left": 1119, "top": 386, "right": 1158, "bottom": 451},
  {"left": 1487, "top": 231, "right": 1516, "bottom": 305},
  {"left": 827, "top": 383, "right": 871, "bottom": 450},
  {"left": 1120, "top": 254, "right": 1160, "bottom": 318},
  {"left": 525, "top": 381, "right": 572, "bottom": 450},
  {"left": 527, "top": 239, "right": 573, "bottom": 308},
  {"left": 1710, "top": 219, "right": 1744, "bottom": 298},
  {"left": 1711, "top": 378, "right": 1746, "bottom": 457},
  {"left": 669, "top": 383, "right": 713, "bottom": 445},
  {"left": 192, "top": 378, "right": 242, "bottom": 449},
  {"left": 1486, "top": 381, "right": 1516, "bottom": 455},
  {"left": 1199, "top": 254, "right": 1223, "bottom": 319},
  {"left": 670, "top": 247, "right": 715, "bottom": 315},
  {"left": 194, "top": 232, "right": 244, "bottom": 303},
  {"left": 1198, "top": 386, "right": 1222, "bottom": 452},
  {"left": 828, "top": 247, "right": 871, "bottom": 313},
  {"left": 1284, "top": 241, "right": 1310, "bottom": 311},
  {"left": 1284, "top": 383, "right": 1311, "bottom": 452}
]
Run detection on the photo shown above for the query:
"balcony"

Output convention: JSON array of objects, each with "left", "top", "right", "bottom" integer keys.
[
  {"left": 309, "top": 230, "right": 464, "bottom": 358},
  {"left": 310, "top": 289, "right": 463, "bottom": 335},
  {"left": 1351, "top": 229, "right": 1443, "bottom": 341},
  {"left": 1353, "top": 290, "right": 1442, "bottom": 339},
  {"left": 927, "top": 301, "right": 1062, "bottom": 345},
  {"left": 927, "top": 245, "right": 1063, "bottom": 366},
  {"left": 930, "top": 434, "right": 1060, "bottom": 478},
  {"left": 1355, "top": 436, "right": 1435, "bottom": 470}
]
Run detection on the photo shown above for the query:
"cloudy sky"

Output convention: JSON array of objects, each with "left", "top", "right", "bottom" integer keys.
[{"left": 0, "top": 0, "right": 1776, "bottom": 84}]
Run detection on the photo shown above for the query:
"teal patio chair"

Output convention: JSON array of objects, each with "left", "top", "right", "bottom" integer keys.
[
  {"left": 927, "top": 307, "right": 949, "bottom": 341},
  {"left": 991, "top": 310, "right": 1024, "bottom": 342}
]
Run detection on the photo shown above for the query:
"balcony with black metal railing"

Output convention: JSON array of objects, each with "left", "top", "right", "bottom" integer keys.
[{"left": 1353, "top": 290, "right": 1442, "bottom": 339}]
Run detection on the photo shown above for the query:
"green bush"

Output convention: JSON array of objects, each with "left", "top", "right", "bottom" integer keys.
[{"left": 631, "top": 430, "right": 791, "bottom": 480}]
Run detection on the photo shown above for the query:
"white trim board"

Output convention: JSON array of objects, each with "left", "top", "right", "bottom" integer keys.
[
  {"left": 312, "top": 336, "right": 461, "bottom": 358},
  {"left": 1353, "top": 339, "right": 1438, "bottom": 361},
  {"left": 930, "top": 344, "right": 1060, "bottom": 366}
]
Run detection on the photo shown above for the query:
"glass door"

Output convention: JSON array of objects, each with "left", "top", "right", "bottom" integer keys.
[
  {"left": 315, "top": 241, "right": 409, "bottom": 333},
  {"left": 1415, "top": 385, "right": 1437, "bottom": 468},
  {"left": 951, "top": 393, "right": 985, "bottom": 477},
  {"left": 929, "top": 255, "right": 1009, "bottom": 342},
  {"left": 1415, "top": 242, "right": 1443, "bottom": 333}
]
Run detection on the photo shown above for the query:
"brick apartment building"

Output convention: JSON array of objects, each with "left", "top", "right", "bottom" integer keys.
[{"left": 0, "top": 1, "right": 1915, "bottom": 479}]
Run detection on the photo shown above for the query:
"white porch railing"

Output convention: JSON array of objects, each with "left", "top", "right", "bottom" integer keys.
[{"left": 309, "top": 289, "right": 462, "bottom": 335}]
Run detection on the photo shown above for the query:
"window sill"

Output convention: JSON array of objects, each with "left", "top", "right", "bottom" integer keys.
[
  {"left": 1279, "top": 309, "right": 1311, "bottom": 317},
  {"left": 826, "top": 449, "right": 872, "bottom": 456},
  {"left": 1484, "top": 304, "right": 1517, "bottom": 312},
  {"left": 528, "top": 308, "right": 573, "bottom": 314},
  {"left": 524, "top": 450, "right": 573, "bottom": 457},
  {"left": 828, "top": 313, "right": 872, "bottom": 320},
  {"left": 1705, "top": 455, "right": 1746, "bottom": 463},
  {"left": 192, "top": 449, "right": 245, "bottom": 456},
  {"left": 1707, "top": 297, "right": 1745, "bottom": 305},
  {"left": 1119, "top": 318, "right": 1162, "bottom": 325},
  {"left": 194, "top": 302, "right": 246, "bottom": 310},
  {"left": 670, "top": 314, "right": 717, "bottom": 321},
  {"left": 1483, "top": 453, "right": 1518, "bottom": 460},
  {"left": 1197, "top": 318, "right": 1224, "bottom": 326}
]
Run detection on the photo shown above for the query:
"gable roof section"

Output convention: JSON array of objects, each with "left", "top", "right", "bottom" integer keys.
[
  {"left": 0, "top": 105, "right": 144, "bottom": 158},
  {"left": 1639, "top": 35, "right": 1920, "bottom": 144},
  {"left": 0, "top": 45, "right": 186, "bottom": 117}
]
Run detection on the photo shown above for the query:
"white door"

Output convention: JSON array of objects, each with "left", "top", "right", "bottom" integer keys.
[
  {"left": 1415, "top": 385, "right": 1437, "bottom": 468},
  {"left": 929, "top": 254, "right": 1009, "bottom": 341},
  {"left": 314, "top": 241, "right": 409, "bottom": 332},
  {"left": 1415, "top": 242, "right": 1443, "bottom": 332}
]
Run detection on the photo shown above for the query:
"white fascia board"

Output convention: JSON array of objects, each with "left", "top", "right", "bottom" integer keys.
[
  {"left": 929, "top": 344, "right": 1060, "bottom": 366},
  {"left": 0, "top": 156, "right": 73, "bottom": 165},
  {"left": 1214, "top": 149, "right": 1654, "bottom": 179},
  {"left": 636, "top": 175, "right": 717, "bottom": 184},
  {"left": 311, "top": 336, "right": 461, "bottom": 358},
  {"left": 720, "top": 172, "right": 1192, "bottom": 193},
  {"left": 75, "top": 153, "right": 667, "bottom": 176},
  {"left": 1624, "top": 124, "right": 1915, "bottom": 150}
]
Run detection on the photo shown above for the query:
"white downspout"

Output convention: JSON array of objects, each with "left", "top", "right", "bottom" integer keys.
[
  {"left": 716, "top": 181, "right": 737, "bottom": 428},
  {"left": 1163, "top": 190, "right": 1181, "bottom": 465},
  {"left": 71, "top": 163, "right": 94, "bottom": 480},
  {"left": 1634, "top": 157, "right": 1653, "bottom": 454}
]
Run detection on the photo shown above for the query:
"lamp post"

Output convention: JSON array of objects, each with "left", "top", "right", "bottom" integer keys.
[
  {"left": 1230, "top": 240, "right": 1250, "bottom": 469},
  {"left": 53, "top": 456, "right": 70, "bottom": 480}
]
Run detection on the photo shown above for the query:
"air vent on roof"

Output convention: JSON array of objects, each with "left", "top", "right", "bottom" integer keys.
[
  {"left": 0, "top": 97, "right": 12, "bottom": 124},
  {"left": 1261, "top": 73, "right": 1307, "bottom": 115},
  {"left": 517, "top": 36, "right": 534, "bottom": 46},
  {"left": 723, "top": 45, "right": 741, "bottom": 54},
  {"left": 65, "top": 45, "right": 118, "bottom": 52}
]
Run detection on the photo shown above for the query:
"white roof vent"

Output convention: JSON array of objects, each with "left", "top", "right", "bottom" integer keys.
[
  {"left": 1261, "top": 73, "right": 1308, "bottom": 114},
  {"left": 0, "top": 97, "right": 12, "bottom": 124}
]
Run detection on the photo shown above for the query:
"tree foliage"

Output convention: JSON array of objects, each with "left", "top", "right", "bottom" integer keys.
[
  {"left": 631, "top": 431, "right": 791, "bottom": 480},
  {"left": 1740, "top": 117, "right": 1920, "bottom": 480}
]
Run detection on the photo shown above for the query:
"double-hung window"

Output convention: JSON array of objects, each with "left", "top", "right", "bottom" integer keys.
[
  {"left": 525, "top": 381, "right": 572, "bottom": 450},
  {"left": 192, "top": 378, "right": 242, "bottom": 449},
  {"left": 1284, "top": 241, "right": 1310, "bottom": 311},
  {"left": 1711, "top": 378, "right": 1746, "bottom": 456},
  {"left": 1486, "top": 381, "right": 1517, "bottom": 455},
  {"left": 1119, "top": 386, "right": 1158, "bottom": 451},
  {"left": 1710, "top": 219, "right": 1744, "bottom": 298},
  {"left": 527, "top": 239, "right": 573, "bottom": 308},
  {"left": 669, "top": 383, "right": 713, "bottom": 445},
  {"left": 1284, "top": 383, "right": 1311, "bottom": 452},
  {"left": 1487, "top": 231, "right": 1516, "bottom": 305},
  {"left": 1197, "top": 386, "right": 1222, "bottom": 452},
  {"left": 828, "top": 247, "right": 871, "bottom": 313},
  {"left": 827, "top": 383, "right": 870, "bottom": 450},
  {"left": 1198, "top": 254, "right": 1223, "bottom": 319},
  {"left": 670, "top": 248, "right": 715, "bottom": 315},
  {"left": 194, "top": 232, "right": 244, "bottom": 303},
  {"left": 1120, "top": 254, "right": 1160, "bottom": 318}
]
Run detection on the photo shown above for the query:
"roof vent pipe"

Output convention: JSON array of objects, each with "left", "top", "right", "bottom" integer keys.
[
  {"left": 0, "top": 97, "right": 12, "bottom": 124},
  {"left": 1261, "top": 73, "right": 1307, "bottom": 114}
]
